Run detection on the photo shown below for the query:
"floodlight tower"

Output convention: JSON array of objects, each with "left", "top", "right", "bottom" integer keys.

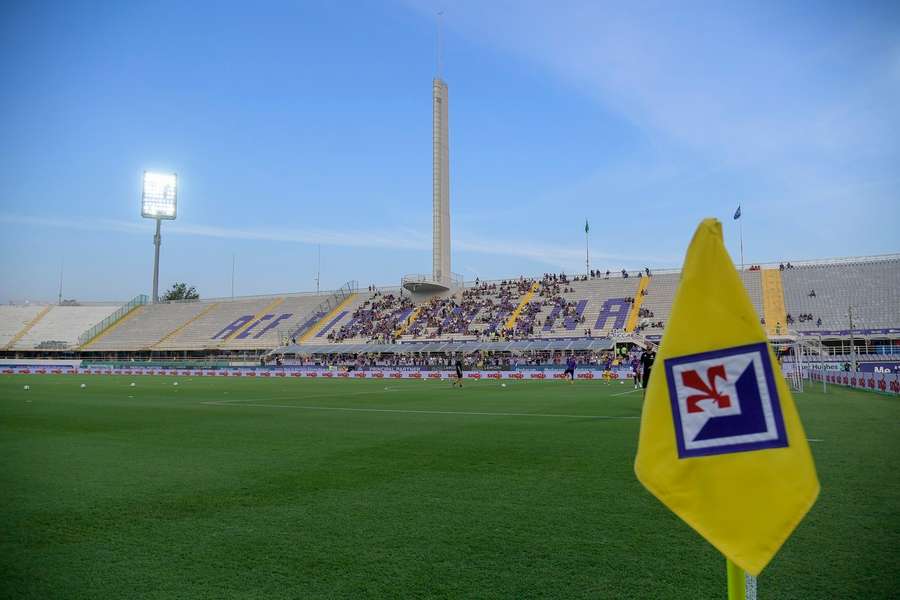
[
  {"left": 432, "top": 77, "right": 451, "bottom": 286},
  {"left": 402, "top": 11, "right": 457, "bottom": 295},
  {"left": 141, "top": 171, "right": 177, "bottom": 303}
]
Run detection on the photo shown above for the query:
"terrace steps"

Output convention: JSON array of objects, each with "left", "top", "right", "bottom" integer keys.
[
  {"left": 394, "top": 305, "right": 425, "bottom": 337},
  {"left": 80, "top": 305, "right": 146, "bottom": 350},
  {"left": 504, "top": 282, "right": 540, "bottom": 331},
  {"left": 625, "top": 276, "right": 650, "bottom": 332},
  {"left": 219, "top": 298, "right": 285, "bottom": 345},
  {"left": 152, "top": 302, "right": 221, "bottom": 349},
  {"left": 299, "top": 293, "right": 357, "bottom": 342},
  {"left": 3, "top": 306, "right": 51, "bottom": 350},
  {"left": 761, "top": 269, "right": 788, "bottom": 336}
]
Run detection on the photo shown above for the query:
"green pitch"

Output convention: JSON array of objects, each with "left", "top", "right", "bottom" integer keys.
[{"left": 1, "top": 375, "right": 897, "bottom": 599}]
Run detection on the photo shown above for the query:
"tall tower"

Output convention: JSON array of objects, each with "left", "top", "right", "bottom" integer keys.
[
  {"left": 402, "top": 24, "right": 455, "bottom": 296},
  {"left": 432, "top": 77, "right": 451, "bottom": 285}
]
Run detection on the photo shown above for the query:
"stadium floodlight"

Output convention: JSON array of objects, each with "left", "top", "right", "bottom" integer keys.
[
  {"left": 141, "top": 171, "right": 177, "bottom": 303},
  {"left": 142, "top": 171, "right": 177, "bottom": 219}
]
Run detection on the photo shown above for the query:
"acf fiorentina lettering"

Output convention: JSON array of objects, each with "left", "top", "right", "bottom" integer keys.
[{"left": 212, "top": 313, "right": 294, "bottom": 340}]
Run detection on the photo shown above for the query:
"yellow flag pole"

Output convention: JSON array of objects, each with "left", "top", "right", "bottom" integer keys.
[{"left": 726, "top": 558, "right": 747, "bottom": 600}]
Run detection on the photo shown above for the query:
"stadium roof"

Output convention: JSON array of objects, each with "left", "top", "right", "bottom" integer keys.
[{"left": 278, "top": 338, "right": 616, "bottom": 355}]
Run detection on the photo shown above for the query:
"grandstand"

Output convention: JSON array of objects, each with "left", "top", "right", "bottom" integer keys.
[
  {"left": 637, "top": 270, "right": 764, "bottom": 335},
  {"left": 0, "top": 55, "right": 886, "bottom": 361},
  {"left": 0, "top": 303, "right": 121, "bottom": 351},
  {"left": 82, "top": 292, "right": 340, "bottom": 352},
  {"left": 781, "top": 257, "right": 900, "bottom": 333},
  {"left": 1, "top": 254, "right": 896, "bottom": 358},
  {"left": 0, "top": 305, "right": 47, "bottom": 349}
]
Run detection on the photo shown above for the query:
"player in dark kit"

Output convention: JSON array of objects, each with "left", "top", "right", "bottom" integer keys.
[
  {"left": 639, "top": 344, "right": 656, "bottom": 390},
  {"left": 453, "top": 356, "right": 464, "bottom": 388},
  {"left": 563, "top": 355, "right": 577, "bottom": 384},
  {"left": 631, "top": 356, "right": 641, "bottom": 389}
]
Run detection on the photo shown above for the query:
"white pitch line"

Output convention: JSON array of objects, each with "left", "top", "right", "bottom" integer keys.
[
  {"left": 200, "top": 388, "right": 394, "bottom": 406},
  {"left": 807, "top": 438, "right": 824, "bottom": 442},
  {"left": 612, "top": 388, "right": 642, "bottom": 397},
  {"left": 204, "top": 401, "right": 639, "bottom": 420}
]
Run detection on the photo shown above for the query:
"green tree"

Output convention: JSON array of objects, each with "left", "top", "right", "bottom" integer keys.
[{"left": 162, "top": 282, "right": 199, "bottom": 301}]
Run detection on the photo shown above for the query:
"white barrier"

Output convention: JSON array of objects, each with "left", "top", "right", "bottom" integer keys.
[
  {"left": 6, "top": 365, "right": 896, "bottom": 393},
  {"left": 1, "top": 366, "right": 635, "bottom": 381},
  {"left": 804, "top": 369, "right": 899, "bottom": 394}
]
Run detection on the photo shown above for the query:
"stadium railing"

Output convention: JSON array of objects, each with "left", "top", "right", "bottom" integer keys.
[
  {"left": 279, "top": 280, "right": 357, "bottom": 345},
  {"left": 402, "top": 272, "right": 465, "bottom": 289},
  {"left": 77, "top": 294, "right": 148, "bottom": 346}
]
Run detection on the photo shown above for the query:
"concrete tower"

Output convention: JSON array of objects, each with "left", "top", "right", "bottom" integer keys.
[{"left": 432, "top": 77, "right": 450, "bottom": 285}]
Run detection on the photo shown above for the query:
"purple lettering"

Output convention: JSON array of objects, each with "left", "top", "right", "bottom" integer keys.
[
  {"left": 237, "top": 314, "right": 274, "bottom": 339},
  {"left": 253, "top": 313, "right": 294, "bottom": 338},
  {"left": 543, "top": 305, "right": 562, "bottom": 331},
  {"left": 563, "top": 299, "right": 588, "bottom": 330},
  {"left": 213, "top": 315, "right": 253, "bottom": 339},
  {"left": 315, "top": 310, "right": 349, "bottom": 337},
  {"left": 594, "top": 298, "right": 630, "bottom": 330}
]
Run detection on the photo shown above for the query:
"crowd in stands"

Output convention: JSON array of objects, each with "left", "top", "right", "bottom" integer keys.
[
  {"left": 634, "top": 305, "right": 664, "bottom": 330},
  {"left": 537, "top": 273, "right": 569, "bottom": 295},
  {"left": 280, "top": 347, "right": 642, "bottom": 371},
  {"left": 746, "top": 263, "right": 801, "bottom": 272},
  {"left": 397, "top": 273, "right": 597, "bottom": 342},
  {"left": 324, "top": 261, "right": 826, "bottom": 345},
  {"left": 327, "top": 292, "right": 414, "bottom": 343},
  {"left": 400, "top": 278, "right": 535, "bottom": 339},
  {"left": 786, "top": 313, "right": 821, "bottom": 327},
  {"left": 582, "top": 267, "right": 652, "bottom": 279}
]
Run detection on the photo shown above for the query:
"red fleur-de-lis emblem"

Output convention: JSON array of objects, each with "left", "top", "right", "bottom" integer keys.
[{"left": 682, "top": 365, "right": 731, "bottom": 413}]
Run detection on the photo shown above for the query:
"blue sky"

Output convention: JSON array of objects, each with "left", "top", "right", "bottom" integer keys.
[{"left": 1, "top": 0, "right": 898, "bottom": 303}]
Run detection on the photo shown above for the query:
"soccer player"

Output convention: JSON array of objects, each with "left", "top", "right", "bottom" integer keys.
[
  {"left": 563, "top": 354, "right": 577, "bottom": 384},
  {"left": 631, "top": 355, "right": 641, "bottom": 389},
  {"left": 640, "top": 344, "right": 656, "bottom": 391},
  {"left": 453, "top": 355, "right": 464, "bottom": 388},
  {"left": 603, "top": 354, "right": 614, "bottom": 384}
]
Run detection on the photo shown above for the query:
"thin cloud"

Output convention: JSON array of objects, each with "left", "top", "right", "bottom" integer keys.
[
  {"left": 412, "top": 1, "right": 899, "bottom": 164},
  {"left": 456, "top": 236, "right": 676, "bottom": 268},
  {"left": 0, "top": 214, "right": 430, "bottom": 252},
  {"left": 1, "top": 213, "right": 672, "bottom": 270},
  {"left": 403, "top": 0, "right": 899, "bottom": 259}
]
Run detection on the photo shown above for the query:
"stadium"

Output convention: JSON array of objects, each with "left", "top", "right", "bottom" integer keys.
[
  {"left": 2, "top": 3, "right": 899, "bottom": 599},
  {"left": 2, "top": 254, "right": 899, "bottom": 372}
]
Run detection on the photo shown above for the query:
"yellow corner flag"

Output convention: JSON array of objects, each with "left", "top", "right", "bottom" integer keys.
[{"left": 635, "top": 218, "right": 819, "bottom": 577}]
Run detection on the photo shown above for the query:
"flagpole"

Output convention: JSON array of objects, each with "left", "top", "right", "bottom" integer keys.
[
  {"left": 585, "top": 220, "right": 590, "bottom": 276},
  {"left": 739, "top": 217, "right": 744, "bottom": 272},
  {"left": 726, "top": 558, "right": 747, "bottom": 600}
]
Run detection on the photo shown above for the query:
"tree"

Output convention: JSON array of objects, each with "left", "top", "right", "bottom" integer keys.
[{"left": 162, "top": 282, "right": 199, "bottom": 301}]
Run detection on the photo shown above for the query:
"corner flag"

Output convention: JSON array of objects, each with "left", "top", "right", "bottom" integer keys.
[{"left": 634, "top": 218, "right": 818, "bottom": 577}]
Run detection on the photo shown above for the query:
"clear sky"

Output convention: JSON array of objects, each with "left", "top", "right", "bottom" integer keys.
[{"left": 1, "top": 0, "right": 898, "bottom": 303}]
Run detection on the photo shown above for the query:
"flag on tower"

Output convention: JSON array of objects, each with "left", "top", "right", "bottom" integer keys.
[
  {"left": 585, "top": 219, "right": 590, "bottom": 234},
  {"left": 733, "top": 205, "right": 741, "bottom": 220},
  {"left": 634, "top": 218, "right": 818, "bottom": 577}
]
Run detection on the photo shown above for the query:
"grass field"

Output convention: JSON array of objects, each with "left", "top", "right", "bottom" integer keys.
[{"left": 1, "top": 374, "right": 897, "bottom": 599}]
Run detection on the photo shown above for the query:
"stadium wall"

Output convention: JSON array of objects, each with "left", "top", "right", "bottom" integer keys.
[{"left": 1, "top": 364, "right": 633, "bottom": 381}]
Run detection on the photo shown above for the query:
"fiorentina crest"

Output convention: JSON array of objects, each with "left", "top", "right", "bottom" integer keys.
[{"left": 664, "top": 343, "right": 788, "bottom": 458}]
